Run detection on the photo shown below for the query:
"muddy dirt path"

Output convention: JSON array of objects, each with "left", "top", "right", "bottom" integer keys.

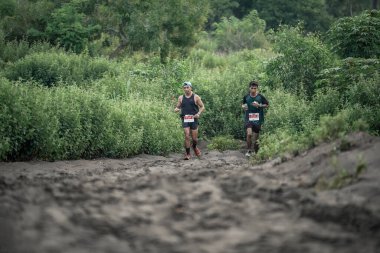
[{"left": 1, "top": 132, "right": 379, "bottom": 253}]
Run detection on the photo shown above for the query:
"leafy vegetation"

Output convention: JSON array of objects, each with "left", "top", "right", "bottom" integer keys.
[
  {"left": 207, "top": 135, "right": 240, "bottom": 151},
  {"left": 0, "top": 1, "right": 378, "bottom": 161}
]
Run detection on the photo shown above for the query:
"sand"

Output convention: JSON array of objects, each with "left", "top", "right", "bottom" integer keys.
[{"left": 0, "top": 131, "right": 379, "bottom": 253}]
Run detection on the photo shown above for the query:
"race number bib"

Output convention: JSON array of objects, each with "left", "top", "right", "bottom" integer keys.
[
  {"left": 249, "top": 113, "right": 259, "bottom": 121},
  {"left": 184, "top": 115, "right": 195, "bottom": 123}
]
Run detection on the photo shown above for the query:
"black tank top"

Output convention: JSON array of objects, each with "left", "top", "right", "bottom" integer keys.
[{"left": 181, "top": 94, "right": 199, "bottom": 117}]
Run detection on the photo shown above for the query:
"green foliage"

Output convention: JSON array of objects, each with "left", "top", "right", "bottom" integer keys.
[
  {"left": 316, "top": 58, "right": 380, "bottom": 94},
  {"left": 212, "top": 10, "right": 268, "bottom": 52},
  {"left": 264, "top": 88, "right": 313, "bottom": 134},
  {"left": 255, "top": 127, "right": 311, "bottom": 162},
  {"left": 243, "top": 0, "right": 333, "bottom": 32},
  {"left": 0, "top": 79, "right": 56, "bottom": 160},
  {"left": 326, "top": 0, "right": 372, "bottom": 18},
  {"left": 194, "top": 50, "right": 268, "bottom": 138},
  {"left": 309, "top": 88, "right": 342, "bottom": 118},
  {"left": 94, "top": 0, "right": 209, "bottom": 59},
  {"left": 0, "top": 0, "right": 16, "bottom": 17},
  {"left": 46, "top": 2, "right": 101, "bottom": 53},
  {"left": 326, "top": 10, "right": 380, "bottom": 58},
  {"left": 0, "top": 39, "right": 55, "bottom": 65},
  {"left": 207, "top": 135, "right": 240, "bottom": 151},
  {"left": 0, "top": 0, "right": 54, "bottom": 41},
  {"left": 0, "top": 79, "right": 182, "bottom": 161},
  {"left": 266, "top": 25, "right": 337, "bottom": 98},
  {"left": 311, "top": 108, "right": 369, "bottom": 144},
  {"left": 4, "top": 52, "right": 114, "bottom": 87}
]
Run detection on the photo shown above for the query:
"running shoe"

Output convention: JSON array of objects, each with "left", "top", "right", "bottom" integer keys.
[
  {"left": 184, "top": 154, "right": 191, "bottom": 160},
  {"left": 245, "top": 150, "right": 252, "bottom": 157},
  {"left": 193, "top": 147, "right": 201, "bottom": 157}
]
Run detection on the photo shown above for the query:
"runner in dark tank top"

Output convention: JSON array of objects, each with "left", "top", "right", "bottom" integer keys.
[
  {"left": 180, "top": 93, "right": 199, "bottom": 118},
  {"left": 174, "top": 82, "right": 205, "bottom": 160}
]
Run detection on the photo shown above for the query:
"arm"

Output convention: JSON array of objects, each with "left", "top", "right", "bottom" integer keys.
[
  {"left": 174, "top": 96, "right": 182, "bottom": 112},
  {"left": 242, "top": 95, "right": 248, "bottom": 110},
  {"left": 260, "top": 95, "right": 269, "bottom": 109},
  {"left": 194, "top": 95, "right": 205, "bottom": 118}
]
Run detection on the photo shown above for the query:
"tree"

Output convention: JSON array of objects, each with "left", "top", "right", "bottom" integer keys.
[
  {"left": 266, "top": 25, "right": 336, "bottom": 98},
  {"left": 326, "top": 0, "right": 372, "bottom": 17},
  {"left": 212, "top": 10, "right": 267, "bottom": 52},
  {"left": 205, "top": 0, "right": 239, "bottom": 30},
  {"left": 93, "top": 0, "right": 209, "bottom": 60},
  {"left": 326, "top": 10, "right": 380, "bottom": 58},
  {"left": 46, "top": 1, "right": 100, "bottom": 53},
  {"left": 0, "top": 0, "right": 55, "bottom": 42},
  {"left": 251, "top": 0, "right": 332, "bottom": 32}
]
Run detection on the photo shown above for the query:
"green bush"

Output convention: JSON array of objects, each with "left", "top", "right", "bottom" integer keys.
[
  {"left": 316, "top": 58, "right": 380, "bottom": 94},
  {"left": 194, "top": 50, "right": 268, "bottom": 139},
  {"left": 0, "top": 79, "right": 56, "bottom": 160},
  {"left": 255, "top": 128, "right": 310, "bottom": 162},
  {"left": 0, "top": 37, "right": 54, "bottom": 66},
  {"left": 326, "top": 10, "right": 380, "bottom": 58},
  {"left": 266, "top": 25, "right": 336, "bottom": 98},
  {"left": 264, "top": 88, "right": 313, "bottom": 134},
  {"left": 309, "top": 87, "right": 342, "bottom": 118},
  {"left": 207, "top": 135, "right": 240, "bottom": 151},
  {"left": 311, "top": 108, "right": 369, "bottom": 143},
  {"left": 0, "top": 79, "right": 183, "bottom": 161},
  {"left": 4, "top": 52, "right": 114, "bottom": 87},
  {"left": 212, "top": 10, "right": 268, "bottom": 52}
]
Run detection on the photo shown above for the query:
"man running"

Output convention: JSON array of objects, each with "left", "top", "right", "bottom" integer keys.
[
  {"left": 242, "top": 80, "right": 269, "bottom": 157},
  {"left": 174, "top": 81, "right": 205, "bottom": 160}
]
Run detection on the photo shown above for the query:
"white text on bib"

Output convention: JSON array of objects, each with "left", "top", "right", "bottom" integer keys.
[
  {"left": 184, "top": 115, "right": 195, "bottom": 123},
  {"left": 249, "top": 113, "right": 259, "bottom": 121}
]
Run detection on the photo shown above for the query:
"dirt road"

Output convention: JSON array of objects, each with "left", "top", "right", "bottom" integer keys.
[{"left": 1, "top": 132, "right": 379, "bottom": 253}]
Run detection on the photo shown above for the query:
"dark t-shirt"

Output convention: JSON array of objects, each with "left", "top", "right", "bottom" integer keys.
[{"left": 242, "top": 93, "right": 268, "bottom": 125}]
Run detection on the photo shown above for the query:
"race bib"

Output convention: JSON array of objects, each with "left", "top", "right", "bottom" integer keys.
[
  {"left": 249, "top": 113, "right": 259, "bottom": 121},
  {"left": 184, "top": 115, "right": 195, "bottom": 123}
]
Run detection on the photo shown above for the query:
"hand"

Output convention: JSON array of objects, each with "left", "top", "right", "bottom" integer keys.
[
  {"left": 242, "top": 104, "right": 248, "bottom": 110},
  {"left": 174, "top": 107, "right": 180, "bottom": 113},
  {"left": 252, "top": 101, "right": 260, "bottom": 108},
  {"left": 194, "top": 113, "right": 200, "bottom": 119}
]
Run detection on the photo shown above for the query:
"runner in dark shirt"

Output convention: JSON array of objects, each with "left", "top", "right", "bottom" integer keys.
[
  {"left": 241, "top": 80, "right": 269, "bottom": 157},
  {"left": 174, "top": 82, "right": 205, "bottom": 160}
]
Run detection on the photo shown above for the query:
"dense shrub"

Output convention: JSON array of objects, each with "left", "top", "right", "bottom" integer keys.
[
  {"left": 264, "top": 88, "right": 314, "bottom": 134},
  {"left": 0, "top": 37, "right": 54, "bottom": 66},
  {"left": 4, "top": 52, "right": 115, "bottom": 87},
  {"left": 194, "top": 51, "right": 267, "bottom": 139},
  {"left": 207, "top": 135, "right": 240, "bottom": 151},
  {"left": 0, "top": 79, "right": 57, "bottom": 160},
  {"left": 316, "top": 58, "right": 379, "bottom": 93},
  {"left": 266, "top": 25, "right": 336, "bottom": 98},
  {"left": 0, "top": 79, "right": 182, "bottom": 161},
  {"left": 326, "top": 10, "right": 380, "bottom": 58},
  {"left": 311, "top": 108, "right": 369, "bottom": 143},
  {"left": 309, "top": 88, "right": 342, "bottom": 118},
  {"left": 212, "top": 10, "right": 268, "bottom": 52}
]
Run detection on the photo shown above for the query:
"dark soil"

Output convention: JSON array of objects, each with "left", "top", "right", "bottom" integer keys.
[{"left": 0, "top": 132, "right": 379, "bottom": 253}]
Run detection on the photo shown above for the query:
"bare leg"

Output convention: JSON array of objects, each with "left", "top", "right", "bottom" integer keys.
[
  {"left": 246, "top": 127, "right": 253, "bottom": 150},
  {"left": 191, "top": 128, "right": 198, "bottom": 148},
  {"left": 252, "top": 132, "right": 260, "bottom": 153},
  {"left": 184, "top": 128, "right": 191, "bottom": 154}
]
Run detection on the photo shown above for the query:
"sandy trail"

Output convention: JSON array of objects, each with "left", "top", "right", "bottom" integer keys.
[{"left": 1, "top": 132, "right": 379, "bottom": 253}]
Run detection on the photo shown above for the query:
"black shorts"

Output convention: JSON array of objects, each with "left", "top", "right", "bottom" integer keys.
[
  {"left": 245, "top": 122, "right": 261, "bottom": 133},
  {"left": 182, "top": 120, "right": 199, "bottom": 130}
]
